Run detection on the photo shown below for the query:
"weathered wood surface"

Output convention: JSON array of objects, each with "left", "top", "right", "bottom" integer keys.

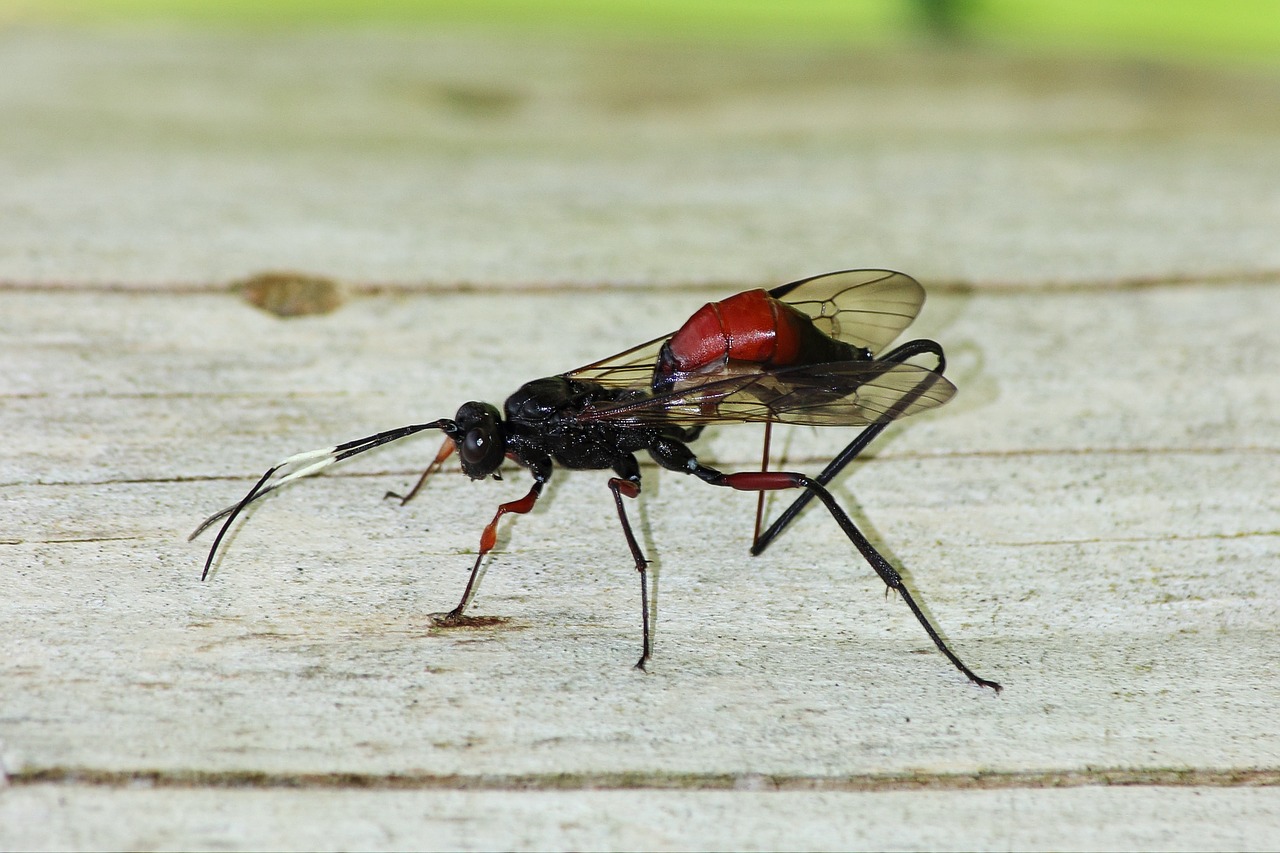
[{"left": 2, "top": 27, "right": 1279, "bottom": 852}]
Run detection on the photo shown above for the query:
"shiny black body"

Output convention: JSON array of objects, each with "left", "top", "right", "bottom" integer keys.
[
  {"left": 461, "top": 375, "right": 706, "bottom": 486},
  {"left": 504, "top": 377, "right": 671, "bottom": 476}
]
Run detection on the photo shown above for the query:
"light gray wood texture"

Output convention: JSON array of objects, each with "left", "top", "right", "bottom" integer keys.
[{"left": 2, "top": 26, "right": 1278, "bottom": 852}]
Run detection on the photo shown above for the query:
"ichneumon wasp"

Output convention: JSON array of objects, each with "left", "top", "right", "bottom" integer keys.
[{"left": 192, "top": 269, "right": 1001, "bottom": 692}]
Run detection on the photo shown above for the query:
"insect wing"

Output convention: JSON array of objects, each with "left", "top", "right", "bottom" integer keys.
[
  {"left": 579, "top": 359, "right": 955, "bottom": 428},
  {"left": 770, "top": 269, "right": 926, "bottom": 356},
  {"left": 564, "top": 333, "right": 669, "bottom": 388},
  {"left": 565, "top": 269, "right": 927, "bottom": 389}
]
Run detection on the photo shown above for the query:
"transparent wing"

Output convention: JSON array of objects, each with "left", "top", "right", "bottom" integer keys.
[
  {"left": 769, "top": 269, "right": 925, "bottom": 356},
  {"left": 564, "top": 333, "right": 668, "bottom": 389},
  {"left": 565, "top": 269, "right": 927, "bottom": 390},
  {"left": 577, "top": 359, "right": 955, "bottom": 428}
]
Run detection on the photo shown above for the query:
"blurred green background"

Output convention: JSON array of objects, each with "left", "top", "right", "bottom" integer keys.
[{"left": 3, "top": 0, "right": 1277, "bottom": 65}]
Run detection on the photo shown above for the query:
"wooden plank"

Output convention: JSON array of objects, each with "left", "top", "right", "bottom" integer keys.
[
  {"left": 4, "top": 785, "right": 1280, "bottom": 852},
  {"left": 3, "top": 31, "right": 1280, "bottom": 290},
  {"left": 3, "top": 283, "right": 1277, "bottom": 786}
]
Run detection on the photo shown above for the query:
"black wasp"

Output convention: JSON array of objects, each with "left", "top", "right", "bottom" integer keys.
[{"left": 193, "top": 269, "right": 1001, "bottom": 691}]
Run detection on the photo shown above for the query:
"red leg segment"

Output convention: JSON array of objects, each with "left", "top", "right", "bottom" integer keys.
[
  {"left": 387, "top": 436, "right": 456, "bottom": 506},
  {"left": 444, "top": 482, "right": 543, "bottom": 620}
]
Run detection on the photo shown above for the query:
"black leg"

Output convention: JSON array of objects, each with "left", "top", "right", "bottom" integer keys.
[
  {"left": 608, "top": 476, "right": 652, "bottom": 670},
  {"left": 751, "top": 418, "right": 889, "bottom": 556},
  {"left": 752, "top": 338, "right": 947, "bottom": 556},
  {"left": 701, "top": 465, "right": 1000, "bottom": 692}
]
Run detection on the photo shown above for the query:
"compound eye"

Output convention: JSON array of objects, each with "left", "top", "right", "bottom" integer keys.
[
  {"left": 461, "top": 428, "right": 490, "bottom": 466},
  {"left": 451, "top": 401, "right": 505, "bottom": 479}
]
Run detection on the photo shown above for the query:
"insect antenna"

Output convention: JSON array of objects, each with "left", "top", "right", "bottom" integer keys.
[{"left": 191, "top": 419, "right": 454, "bottom": 581}]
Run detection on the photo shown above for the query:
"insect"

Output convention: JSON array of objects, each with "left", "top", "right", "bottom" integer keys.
[{"left": 193, "top": 269, "right": 1001, "bottom": 692}]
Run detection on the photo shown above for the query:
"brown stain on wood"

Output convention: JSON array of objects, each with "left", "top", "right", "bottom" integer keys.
[{"left": 236, "top": 271, "right": 347, "bottom": 317}]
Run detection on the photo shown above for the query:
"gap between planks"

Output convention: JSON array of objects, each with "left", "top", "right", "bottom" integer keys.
[
  {"left": 10, "top": 766, "right": 1280, "bottom": 793},
  {"left": 2, "top": 270, "right": 1280, "bottom": 297}
]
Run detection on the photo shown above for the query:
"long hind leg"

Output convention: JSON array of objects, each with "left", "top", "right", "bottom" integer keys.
[
  {"left": 643, "top": 426, "right": 998, "bottom": 691},
  {"left": 706, "top": 464, "right": 999, "bottom": 691},
  {"left": 752, "top": 339, "right": 947, "bottom": 556}
]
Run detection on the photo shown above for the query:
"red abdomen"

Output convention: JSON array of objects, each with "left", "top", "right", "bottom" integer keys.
[{"left": 661, "top": 289, "right": 855, "bottom": 379}]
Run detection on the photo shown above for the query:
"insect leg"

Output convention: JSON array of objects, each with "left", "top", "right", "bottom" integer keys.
[
  {"left": 752, "top": 418, "right": 773, "bottom": 544},
  {"left": 751, "top": 418, "right": 886, "bottom": 556},
  {"left": 441, "top": 480, "right": 544, "bottom": 621},
  {"left": 607, "top": 473, "right": 652, "bottom": 671},
  {"left": 752, "top": 338, "right": 947, "bottom": 556},
  {"left": 700, "top": 465, "right": 1000, "bottom": 692},
  {"left": 386, "top": 436, "right": 455, "bottom": 506}
]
